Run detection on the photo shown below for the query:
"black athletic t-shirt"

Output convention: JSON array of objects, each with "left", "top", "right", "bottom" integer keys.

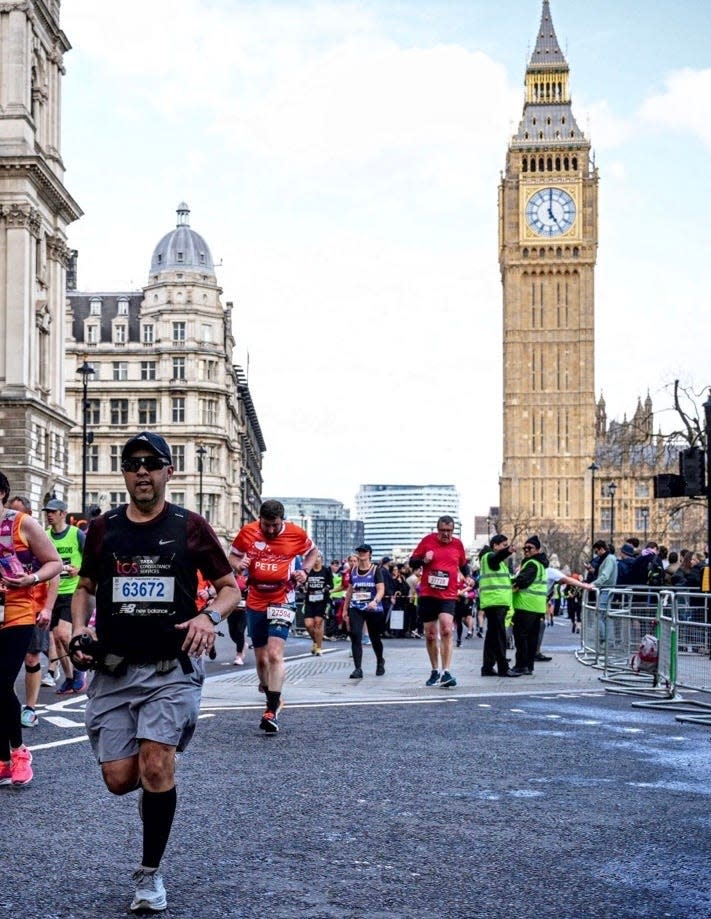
[{"left": 80, "top": 502, "right": 231, "bottom": 661}]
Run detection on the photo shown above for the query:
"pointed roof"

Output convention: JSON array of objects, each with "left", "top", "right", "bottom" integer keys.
[{"left": 528, "top": 0, "right": 567, "bottom": 72}]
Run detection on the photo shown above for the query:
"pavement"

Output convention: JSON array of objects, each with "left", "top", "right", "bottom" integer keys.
[{"left": 202, "top": 625, "right": 602, "bottom": 713}]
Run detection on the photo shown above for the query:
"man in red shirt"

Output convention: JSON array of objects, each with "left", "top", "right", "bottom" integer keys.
[
  {"left": 230, "top": 499, "right": 319, "bottom": 733},
  {"left": 409, "top": 515, "right": 468, "bottom": 688}
]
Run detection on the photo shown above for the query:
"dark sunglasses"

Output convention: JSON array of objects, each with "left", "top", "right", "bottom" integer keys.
[{"left": 121, "top": 456, "right": 169, "bottom": 473}]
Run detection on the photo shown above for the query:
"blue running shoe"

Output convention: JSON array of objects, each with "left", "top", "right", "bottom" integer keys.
[
  {"left": 425, "top": 669, "right": 440, "bottom": 686},
  {"left": 440, "top": 671, "right": 457, "bottom": 688}
]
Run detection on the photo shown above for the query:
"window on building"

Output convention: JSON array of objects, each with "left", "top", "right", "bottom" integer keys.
[
  {"left": 117, "top": 298, "right": 129, "bottom": 316},
  {"left": 172, "top": 397, "right": 185, "bottom": 423},
  {"left": 170, "top": 491, "right": 185, "bottom": 506},
  {"left": 635, "top": 508, "right": 650, "bottom": 532},
  {"left": 204, "top": 493, "right": 218, "bottom": 524},
  {"left": 635, "top": 481, "right": 650, "bottom": 498},
  {"left": 87, "top": 444, "right": 99, "bottom": 472},
  {"left": 112, "top": 361, "right": 128, "bottom": 381},
  {"left": 110, "top": 445, "right": 121, "bottom": 472},
  {"left": 86, "top": 324, "right": 98, "bottom": 344},
  {"left": 142, "top": 324, "right": 154, "bottom": 345},
  {"left": 87, "top": 492, "right": 100, "bottom": 508},
  {"left": 201, "top": 398, "right": 218, "bottom": 425},
  {"left": 114, "top": 325, "right": 127, "bottom": 344},
  {"left": 172, "top": 321, "right": 185, "bottom": 342},
  {"left": 110, "top": 399, "right": 129, "bottom": 425},
  {"left": 172, "top": 444, "right": 185, "bottom": 472},
  {"left": 89, "top": 298, "right": 102, "bottom": 316},
  {"left": 140, "top": 361, "right": 156, "bottom": 381},
  {"left": 110, "top": 491, "right": 127, "bottom": 507},
  {"left": 138, "top": 399, "right": 157, "bottom": 426},
  {"left": 172, "top": 357, "right": 186, "bottom": 380},
  {"left": 86, "top": 399, "right": 100, "bottom": 425},
  {"left": 201, "top": 323, "right": 212, "bottom": 343}
]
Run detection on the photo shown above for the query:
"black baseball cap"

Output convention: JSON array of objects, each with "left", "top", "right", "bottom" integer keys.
[
  {"left": 355, "top": 543, "right": 372, "bottom": 553},
  {"left": 121, "top": 432, "right": 172, "bottom": 464}
]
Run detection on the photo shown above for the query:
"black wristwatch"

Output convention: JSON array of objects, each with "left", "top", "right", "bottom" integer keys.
[{"left": 202, "top": 609, "right": 221, "bottom": 626}]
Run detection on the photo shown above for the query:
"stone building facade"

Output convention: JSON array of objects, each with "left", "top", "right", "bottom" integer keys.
[
  {"left": 0, "top": 0, "right": 81, "bottom": 506},
  {"left": 66, "top": 203, "right": 266, "bottom": 542}
]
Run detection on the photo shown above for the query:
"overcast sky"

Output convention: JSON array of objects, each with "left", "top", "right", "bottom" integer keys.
[{"left": 60, "top": 0, "right": 711, "bottom": 541}]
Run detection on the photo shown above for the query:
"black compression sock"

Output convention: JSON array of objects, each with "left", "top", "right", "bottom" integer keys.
[
  {"left": 266, "top": 690, "right": 281, "bottom": 714},
  {"left": 141, "top": 786, "right": 177, "bottom": 869}
]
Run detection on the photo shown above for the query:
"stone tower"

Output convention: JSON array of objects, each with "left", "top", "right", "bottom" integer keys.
[
  {"left": 0, "top": 0, "right": 81, "bottom": 507},
  {"left": 498, "top": 0, "right": 597, "bottom": 535}
]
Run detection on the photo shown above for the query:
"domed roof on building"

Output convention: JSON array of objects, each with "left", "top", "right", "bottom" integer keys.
[{"left": 149, "top": 202, "right": 214, "bottom": 275}]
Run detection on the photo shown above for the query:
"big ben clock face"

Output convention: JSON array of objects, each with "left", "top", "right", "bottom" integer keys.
[{"left": 525, "top": 187, "right": 576, "bottom": 237}]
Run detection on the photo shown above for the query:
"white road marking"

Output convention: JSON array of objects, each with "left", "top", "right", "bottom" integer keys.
[
  {"left": 42, "top": 716, "right": 86, "bottom": 728},
  {"left": 27, "top": 735, "right": 89, "bottom": 751}
]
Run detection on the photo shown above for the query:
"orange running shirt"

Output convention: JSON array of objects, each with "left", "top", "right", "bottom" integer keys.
[{"left": 231, "top": 521, "right": 314, "bottom": 612}]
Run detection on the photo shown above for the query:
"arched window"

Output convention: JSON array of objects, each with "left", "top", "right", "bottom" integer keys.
[{"left": 572, "top": 156, "right": 578, "bottom": 170}]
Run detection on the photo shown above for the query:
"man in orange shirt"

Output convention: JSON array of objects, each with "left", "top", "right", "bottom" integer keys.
[{"left": 230, "top": 500, "right": 319, "bottom": 733}]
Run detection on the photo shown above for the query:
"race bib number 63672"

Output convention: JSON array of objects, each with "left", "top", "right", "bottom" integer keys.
[{"left": 112, "top": 577, "right": 175, "bottom": 601}]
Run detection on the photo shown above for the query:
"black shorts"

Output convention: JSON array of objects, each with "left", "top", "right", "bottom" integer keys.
[
  {"left": 50, "top": 594, "right": 73, "bottom": 629},
  {"left": 418, "top": 596, "right": 457, "bottom": 623},
  {"left": 303, "top": 602, "right": 328, "bottom": 619}
]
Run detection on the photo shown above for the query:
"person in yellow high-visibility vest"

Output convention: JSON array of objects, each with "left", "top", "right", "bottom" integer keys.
[
  {"left": 510, "top": 535, "right": 548, "bottom": 676},
  {"left": 478, "top": 534, "right": 520, "bottom": 678}
]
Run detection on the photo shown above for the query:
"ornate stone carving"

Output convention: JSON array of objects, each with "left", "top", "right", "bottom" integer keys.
[
  {"left": 35, "top": 300, "right": 51, "bottom": 331},
  {"left": 3, "top": 203, "right": 42, "bottom": 236},
  {"left": 46, "top": 233, "right": 71, "bottom": 266}
]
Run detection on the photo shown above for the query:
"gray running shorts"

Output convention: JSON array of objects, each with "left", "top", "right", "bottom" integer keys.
[
  {"left": 84, "top": 659, "right": 205, "bottom": 764},
  {"left": 26, "top": 625, "right": 50, "bottom": 655}
]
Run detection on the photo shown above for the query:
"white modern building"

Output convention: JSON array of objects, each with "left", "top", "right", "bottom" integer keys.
[{"left": 355, "top": 484, "right": 461, "bottom": 559}]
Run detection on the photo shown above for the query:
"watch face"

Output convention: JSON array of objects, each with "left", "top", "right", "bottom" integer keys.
[{"left": 525, "top": 187, "right": 576, "bottom": 237}]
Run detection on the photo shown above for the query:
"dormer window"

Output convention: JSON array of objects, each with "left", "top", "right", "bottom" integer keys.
[
  {"left": 117, "top": 298, "right": 129, "bottom": 316},
  {"left": 176, "top": 251, "right": 184, "bottom": 262},
  {"left": 157, "top": 254, "right": 163, "bottom": 265},
  {"left": 90, "top": 298, "right": 102, "bottom": 316}
]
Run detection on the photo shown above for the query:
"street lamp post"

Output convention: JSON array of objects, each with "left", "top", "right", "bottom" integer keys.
[
  {"left": 588, "top": 462, "right": 600, "bottom": 550},
  {"left": 196, "top": 444, "right": 207, "bottom": 516},
  {"left": 76, "top": 359, "right": 95, "bottom": 518},
  {"left": 640, "top": 506, "right": 649, "bottom": 544},
  {"left": 607, "top": 481, "right": 617, "bottom": 548}
]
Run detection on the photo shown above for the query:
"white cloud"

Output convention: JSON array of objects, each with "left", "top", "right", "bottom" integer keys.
[{"left": 638, "top": 68, "right": 711, "bottom": 149}]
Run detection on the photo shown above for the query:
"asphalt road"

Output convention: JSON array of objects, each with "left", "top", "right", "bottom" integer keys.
[{"left": 4, "top": 624, "right": 710, "bottom": 919}]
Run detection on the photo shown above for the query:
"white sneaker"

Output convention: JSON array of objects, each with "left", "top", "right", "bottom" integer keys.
[
  {"left": 41, "top": 671, "right": 56, "bottom": 687},
  {"left": 20, "top": 706, "right": 38, "bottom": 728},
  {"left": 130, "top": 867, "right": 167, "bottom": 912},
  {"left": 233, "top": 655, "right": 244, "bottom": 666}
]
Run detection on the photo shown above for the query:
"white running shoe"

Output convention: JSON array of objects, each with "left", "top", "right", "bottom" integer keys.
[
  {"left": 41, "top": 671, "right": 56, "bottom": 688},
  {"left": 130, "top": 868, "right": 167, "bottom": 912}
]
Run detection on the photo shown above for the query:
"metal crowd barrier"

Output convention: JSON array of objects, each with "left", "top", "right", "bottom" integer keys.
[{"left": 576, "top": 585, "right": 711, "bottom": 724}]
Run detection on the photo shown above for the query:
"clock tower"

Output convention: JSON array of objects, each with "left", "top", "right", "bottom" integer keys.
[{"left": 498, "top": 0, "right": 598, "bottom": 535}]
